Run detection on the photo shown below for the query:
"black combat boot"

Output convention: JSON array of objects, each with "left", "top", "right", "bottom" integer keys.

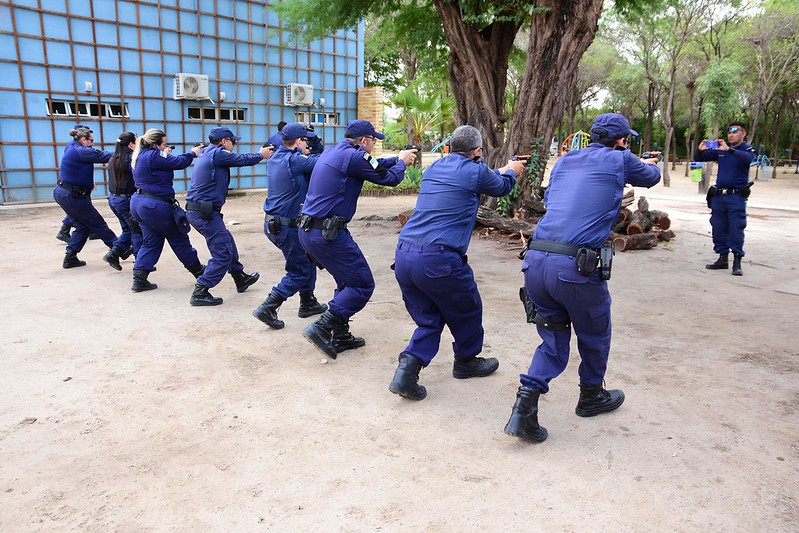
[
  {"left": 252, "top": 291, "right": 286, "bottom": 329},
  {"left": 131, "top": 269, "right": 157, "bottom": 292},
  {"left": 298, "top": 292, "right": 328, "bottom": 318},
  {"left": 330, "top": 314, "right": 366, "bottom": 354},
  {"left": 732, "top": 253, "right": 743, "bottom": 276},
  {"left": 119, "top": 246, "right": 133, "bottom": 260},
  {"left": 187, "top": 262, "right": 206, "bottom": 279},
  {"left": 56, "top": 224, "right": 71, "bottom": 243},
  {"left": 705, "top": 253, "right": 729, "bottom": 270},
  {"left": 303, "top": 310, "right": 339, "bottom": 359},
  {"left": 388, "top": 354, "right": 427, "bottom": 401},
  {"left": 504, "top": 386, "right": 548, "bottom": 443},
  {"left": 452, "top": 356, "right": 499, "bottom": 379},
  {"left": 103, "top": 248, "right": 123, "bottom": 271},
  {"left": 190, "top": 282, "right": 223, "bottom": 306},
  {"left": 575, "top": 382, "right": 625, "bottom": 417},
  {"left": 231, "top": 270, "right": 259, "bottom": 293},
  {"left": 63, "top": 249, "right": 86, "bottom": 269}
]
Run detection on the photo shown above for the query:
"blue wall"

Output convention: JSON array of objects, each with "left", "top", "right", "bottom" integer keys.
[{"left": 0, "top": 0, "right": 364, "bottom": 203}]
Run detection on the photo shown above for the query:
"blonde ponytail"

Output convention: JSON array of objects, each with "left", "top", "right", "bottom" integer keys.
[{"left": 131, "top": 128, "right": 165, "bottom": 169}]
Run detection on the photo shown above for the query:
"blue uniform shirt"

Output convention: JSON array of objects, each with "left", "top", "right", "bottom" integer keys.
[
  {"left": 535, "top": 143, "right": 661, "bottom": 249},
  {"left": 132, "top": 147, "right": 196, "bottom": 197},
  {"left": 59, "top": 140, "right": 112, "bottom": 189},
  {"left": 399, "top": 154, "right": 516, "bottom": 255},
  {"left": 187, "top": 144, "right": 263, "bottom": 206},
  {"left": 263, "top": 145, "right": 320, "bottom": 218},
  {"left": 693, "top": 142, "right": 756, "bottom": 188},
  {"left": 302, "top": 139, "right": 406, "bottom": 221}
]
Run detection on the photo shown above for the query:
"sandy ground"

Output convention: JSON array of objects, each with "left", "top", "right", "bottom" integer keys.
[{"left": 1, "top": 163, "right": 798, "bottom": 531}]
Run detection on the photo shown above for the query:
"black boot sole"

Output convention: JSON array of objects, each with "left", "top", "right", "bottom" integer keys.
[
  {"left": 388, "top": 378, "right": 427, "bottom": 401},
  {"left": 298, "top": 303, "right": 328, "bottom": 318},
  {"left": 252, "top": 308, "right": 284, "bottom": 329},
  {"left": 132, "top": 284, "right": 157, "bottom": 293},
  {"left": 705, "top": 264, "right": 728, "bottom": 270},
  {"left": 452, "top": 359, "right": 499, "bottom": 379},
  {"left": 303, "top": 324, "right": 337, "bottom": 359},
  {"left": 63, "top": 260, "right": 86, "bottom": 269},
  {"left": 190, "top": 298, "right": 223, "bottom": 307},
  {"left": 575, "top": 396, "right": 625, "bottom": 417},
  {"left": 104, "top": 257, "right": 122, "bottom": 271},
  {"left": 503, "top": 421, "right": 548, "bottom": 443},
  {"left": 333, "top": 338, "right": 365, "bottom": 353}
]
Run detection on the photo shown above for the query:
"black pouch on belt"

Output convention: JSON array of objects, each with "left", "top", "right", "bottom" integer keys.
[
  {"left": 198, "top": 200, "right": 214, "bottom": 220},
  {"left": 575, "top": 247, "right": 599, "bottom": 276},
  {"left": 267, "top": 217, "right": 282, "bottom": 235},
  {"left": 706, "top": 185, "right": 717, "bottom": 208}
]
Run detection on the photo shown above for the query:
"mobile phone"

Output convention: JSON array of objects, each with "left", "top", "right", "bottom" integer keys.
[{"left": 705, "top": 140, "right": 719, "bottom": 149}]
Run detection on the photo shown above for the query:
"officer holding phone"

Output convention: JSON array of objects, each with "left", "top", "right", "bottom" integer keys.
[{"left": 694, "top": 121, "right": 756, "bottom": 276}]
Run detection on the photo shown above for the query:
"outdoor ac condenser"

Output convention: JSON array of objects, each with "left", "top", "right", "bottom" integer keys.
[
  {"left": 284, "top": 83, "right": 314, "bottom": 106},
  {"left": 173, "top": 73, "right": 209, "bottom": 100}
]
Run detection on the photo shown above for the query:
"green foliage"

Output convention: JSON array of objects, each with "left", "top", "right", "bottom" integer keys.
[
  {"left": 696, "top": 57, "right": 745, "bottom": 133},
  {"left": 361, "top": 165, "right": 423, "bottom": 191},
  {"left": 497, "top": 136, "right": 546, "bottom": 217},
  {"left": 381, "top": 122, "right": 408, "bottom": 151},
  {"left": 389, "top": 83, "right": 454, "bottom": 145}
]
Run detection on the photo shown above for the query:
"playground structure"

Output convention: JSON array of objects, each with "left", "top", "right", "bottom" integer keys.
[{"left": 560, "top": 130, "right": 591, "bottom": 155}]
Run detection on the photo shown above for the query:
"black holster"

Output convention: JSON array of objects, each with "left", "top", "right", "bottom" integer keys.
[
  {"left": 267, "top": 217, "right": 282, "bottom": 235},
  {"left": 322, "top": 216, "right": 347, "bottom": 241},
  {"left": 576, "top": 247, "right": 599, "bottom": 276},
  {"left": 599, "top": 243, "right": 614, "bottom": 281},
  {"left": 706, "top": 185, "right": 717, "bottom": 208}
]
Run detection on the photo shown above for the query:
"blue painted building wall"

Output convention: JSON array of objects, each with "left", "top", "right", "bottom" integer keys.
[{"left": 0, "top": 0, "right": 364, "bottom": 204}]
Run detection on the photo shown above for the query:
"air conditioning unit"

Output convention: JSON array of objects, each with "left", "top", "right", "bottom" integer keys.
[
  {"left": 284, "top": 83, "right": 314, "bottom": 106},
  {"left": 173, "top": 73, "right": 209, "bottom": 100}
]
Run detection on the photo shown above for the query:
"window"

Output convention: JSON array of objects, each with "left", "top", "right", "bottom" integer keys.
[
  {"left": 48, "top": 100, "right": 70, "bottom": 115},
  {"left": 193, "top": 107, "right": 247, "bottom": 122},
  {"left": 46, "top": 99, "right": 129, "bottom": 119},
  {"left": 297, "top": 111, "right": 339, "bottom": 126},
  {"left": 106, "top": 103, "right": 130, "bottom": 118},
  {"left": 203, "top": 108, "right": 216, "bottom": 120},
  {"left": 188, "top": 107, "right": 201, "bottom": 119}
]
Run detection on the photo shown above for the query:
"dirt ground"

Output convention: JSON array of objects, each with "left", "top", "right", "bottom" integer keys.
[{"left": 1, "top": 163, "right": 798, "bottom": 531}]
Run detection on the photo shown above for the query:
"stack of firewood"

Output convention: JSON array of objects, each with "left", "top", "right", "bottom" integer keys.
[{"left": 611, "top": 194, "right": 675, "bottom": 251}]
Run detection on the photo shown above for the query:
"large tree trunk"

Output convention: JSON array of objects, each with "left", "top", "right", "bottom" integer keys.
[
  {"left": 433, "top": 1, "right": 521, "bottom": 164},
  {"left": 505, "top": 0, "right": 603, "bottom": 205}
]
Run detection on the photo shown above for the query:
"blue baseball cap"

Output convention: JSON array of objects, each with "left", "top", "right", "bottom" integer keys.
[
  {"left": 208, "top": 127, "right": 241, "bottom": 142},
  {"left": 591, "top": 113, "right": 638, "bottom": 138},
  {"left": 345, "top": 119, "right": 384, "bottom": 140},
  {"left": 281, "top": 122, "right": 317, "bottom": 141},
  {"left": 73, "top": 124, "right": 92, "bottom": 132}
]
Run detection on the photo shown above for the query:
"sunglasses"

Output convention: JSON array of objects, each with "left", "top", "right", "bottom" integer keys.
[{"left": 728, "top": 127, "right": 741, "bottom": 133}]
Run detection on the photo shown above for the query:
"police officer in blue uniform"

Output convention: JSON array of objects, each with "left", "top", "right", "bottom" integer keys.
[
  {"left": 389, "top": 125, "right": 526, "bottom": 400},
  {"left": 185, "top": 127, "right": 272, "bottom": 306},
  {"left": 299, "top": 119, "right": 417, "bottom": 358},
  {"left": 105, "top": 131, "right": 139, "bottom": 266},
  {"left": 254, "top": 123, "right": 326, "bottom": 328},
  {"left": 129, "top": 128, "right": 203, "bottom": 292},
  {"left": 694, "top": 121, "right": 756, "bottom": 276},
  {"left": 504, "top": 113, "right": 661, "bottom": 443},
  {"left": 267, "top": 121, "right": 287, "bottom": 148},
  {"left": 52, "top": 124, "right": 123, "bottom": 269},
  {"left": 305, "top": 124, "right": 325, "bottom": 155}
]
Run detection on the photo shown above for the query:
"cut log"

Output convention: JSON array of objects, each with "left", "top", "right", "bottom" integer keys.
[
  {"left": 652, "top": 228, "right": 675, "bottom": 241},
  {"left": 475, "top": 205, "right": 537, "bottom": 237},
  {"left": 648, "top": 209, "right": 671, "bottom": 230},
  {"left": 620, "top": 188, "right": 635, "bottom": 209},
  {"left": 612, "top": 232, "right": 659, "bottom": 251},
  {"left": 627, "top": 211, "right": 652, "bottom": 234},
  {"left": 398, "top": 209, "right": 414, "bottom": 227}
]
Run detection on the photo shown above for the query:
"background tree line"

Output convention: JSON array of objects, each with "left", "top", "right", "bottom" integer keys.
[{"left": 276, "top": 0, "right": 798, "bottom": 208}]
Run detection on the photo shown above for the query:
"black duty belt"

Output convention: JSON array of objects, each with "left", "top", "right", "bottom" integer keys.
[
  {"left": 527, "top": 239, "right": 596, "bottom": 256},
  {"left": 136, "top": 189, "right": 176, "bottom": 204},
  {"left": 298, "top": 214, "right": 348, "bottom": 231},
  {"left": 110, "top": 192, "right": 132, "bottom": 199},
  {"left": 185, "top": 201, "right": 222, "bottom": 213},
  {"left": 265, "top": 214, "right": 298, "bottom": 228},
  {"left": 57, "top": 180, "right": 91, "bottom": 196},
  {"left": 716, "top": 187, "right": 746, "bottom": 195}
]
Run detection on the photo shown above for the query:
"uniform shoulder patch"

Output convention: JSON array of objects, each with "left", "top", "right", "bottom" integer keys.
[{"left": 363, "top": 152, "right": 378, "bottom": 169}]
